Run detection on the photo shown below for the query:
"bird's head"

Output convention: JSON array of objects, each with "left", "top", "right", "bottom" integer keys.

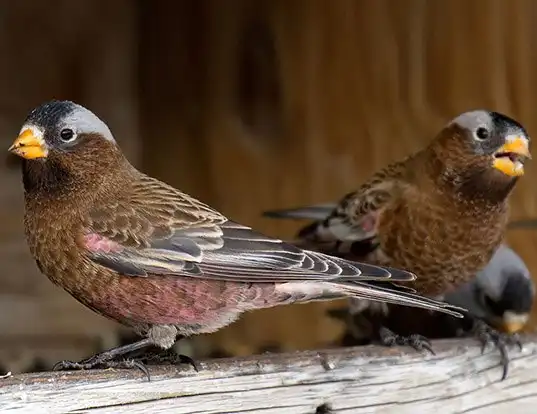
[
  {"left": 8, "top": 100, "right": 126, "bottom": 195},
  {"left": 475, "top": 247, "right": 535, "bottom": 334},
  {"left": 430, "top": 110, "right": 531, "bottom": 198}
]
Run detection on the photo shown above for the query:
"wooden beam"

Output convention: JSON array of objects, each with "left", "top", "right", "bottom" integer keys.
[{"left": 1, "top": 336, "right": 537, "bottom": 413}]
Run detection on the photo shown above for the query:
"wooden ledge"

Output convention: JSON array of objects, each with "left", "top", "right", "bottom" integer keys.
[{"left": 1, "top": 336, "right": 537, "bottom": 413}]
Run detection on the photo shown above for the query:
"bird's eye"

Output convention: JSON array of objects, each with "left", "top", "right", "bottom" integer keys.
[
  {"left": 475, "top": 127, "right": 490, "bottom": 140},
  {"left": 59, "top": 128, "right": 76, "bottom": 142}
]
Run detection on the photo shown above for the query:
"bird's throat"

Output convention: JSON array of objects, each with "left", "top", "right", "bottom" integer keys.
[
  {"left": 22, "top": 159, "right": 74, "bottom": 198},
  {"left": 451, "top": 170, "right": 517, "bottom": 206}
]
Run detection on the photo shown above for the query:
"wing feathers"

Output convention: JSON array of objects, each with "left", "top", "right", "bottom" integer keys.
[{"left": 84, "top": 221, "right": 416, "bottom": 283}]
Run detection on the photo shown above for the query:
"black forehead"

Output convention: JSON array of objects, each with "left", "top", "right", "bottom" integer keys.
[
  {"left": 499, "top": 273, "right": 534, "bottom": 313},
  {"left": 490, "top": 111, "right": 529, "bottom": 139},
  {"left": 24, "top": 100, "right": 77, "bottom": 130}
]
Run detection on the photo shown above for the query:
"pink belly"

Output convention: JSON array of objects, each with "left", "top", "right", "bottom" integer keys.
[{"left": 86, "top": 274, "right": 279, "bottom": 326}]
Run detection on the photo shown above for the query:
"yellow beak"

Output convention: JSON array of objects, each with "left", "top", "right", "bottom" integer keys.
[
  {"left": 8, "top": 129, "right": 48, "bottom": 159},
  {"left": 492, "top": 313, "right": 528, "bottom": 334},
  {"left": 493, "top": 136, "right": 531, "bottom": 177}
]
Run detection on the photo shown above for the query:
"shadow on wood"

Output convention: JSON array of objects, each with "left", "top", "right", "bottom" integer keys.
[{"left": 2, "top": 336, "right": 537, "bottom": 413}]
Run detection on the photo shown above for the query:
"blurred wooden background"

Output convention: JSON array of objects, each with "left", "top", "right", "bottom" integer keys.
[{"left": 1, "top": 0, "right": 537, "bottom": 372}]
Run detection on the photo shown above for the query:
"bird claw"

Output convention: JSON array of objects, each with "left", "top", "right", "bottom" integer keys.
[
  {"left": 378, "top": 327, "right": 435, "bottom": 355},
  {"left": 473, "top": 320, "right": 522, "bottom": 380},
  {"left": 53, "top": 356, "right": 151, "bottom": 381},
  {"left": 134, "top": 349, "right": 200, "bottom": 372}
]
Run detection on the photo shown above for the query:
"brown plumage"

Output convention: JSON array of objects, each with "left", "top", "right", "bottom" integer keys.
[
  {"left": 8, "top": 100, "right": 463, "bottom": 376},
  {"left": 264, "top": 110, "right": 531, "bottom": 298}
]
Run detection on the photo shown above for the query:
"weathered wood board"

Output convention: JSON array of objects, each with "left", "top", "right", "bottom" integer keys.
[{"left": 1, "top": 337, "right": 537, "bottom": 413}]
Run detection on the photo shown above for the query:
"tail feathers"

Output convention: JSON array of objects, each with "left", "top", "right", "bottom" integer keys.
[
  {"left": 331, "top": 281, "right": 465, "bottom": 318},
  {"left": 263, "top": 203, "right": 337, "bottom": 221}
]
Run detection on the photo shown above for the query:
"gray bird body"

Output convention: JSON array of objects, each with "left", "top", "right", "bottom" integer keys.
[{"left": 443, "top": 244, "right": 534, "bottom": 332}]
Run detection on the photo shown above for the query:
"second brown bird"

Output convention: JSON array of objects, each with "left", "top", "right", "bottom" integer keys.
[{"left": 264, "top": 110, "right": 531, "bottom": 349}]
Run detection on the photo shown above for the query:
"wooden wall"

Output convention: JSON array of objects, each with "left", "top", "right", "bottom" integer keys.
[
  {"left": 2, "top": 0, "right": 537, "bottom": 371},
  {"left": 139, "top": 0, "right": 537, "bottom": 357}
]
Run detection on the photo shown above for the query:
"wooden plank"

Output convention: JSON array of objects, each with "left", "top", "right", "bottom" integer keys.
[{"left": 1, "top": 337, "right": 537, "bottom": 413}]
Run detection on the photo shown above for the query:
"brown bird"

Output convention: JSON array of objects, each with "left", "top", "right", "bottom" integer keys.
[
  {"left": 263, "top": 110, "right": 531, "bottom": 351},
  {"left": 7, "top": 100, "right": 463, "bottom": 376}
]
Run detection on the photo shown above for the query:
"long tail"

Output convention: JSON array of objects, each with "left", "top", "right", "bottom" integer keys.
[
  {"left": 279, "top": 279, "right": 466, "bottom": 318},
  {"left": 332, "top": 281, "right": 465, "bottom": 318},
  {"left": 263, "top": 203, "right": 336, "bottom": 221}
]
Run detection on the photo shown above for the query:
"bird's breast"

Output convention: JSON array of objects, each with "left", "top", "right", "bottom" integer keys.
[{"left": 376, "top": 192, "right": 507, "bottom": 296}]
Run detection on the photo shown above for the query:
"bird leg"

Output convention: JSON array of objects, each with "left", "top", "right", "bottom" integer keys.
[
  {"left": 53, "top": 336, "right": 200, "bottom": 381},
  {"left": 378, "top": 326, "right": 435, "bottom": 355},
  {"left": 471, "top": 319, "right": 523, "bottom": 381}
]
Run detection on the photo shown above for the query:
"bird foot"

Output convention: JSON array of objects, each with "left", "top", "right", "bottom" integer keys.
[
  {"left": 133, "top": 349, "right": 200, "bottom": 372},
  {"left": 473, "top": 320, "right": 522, "bottom": 380},
  {"left": 53, "top": 356, "right": 150, "bottom": 380},
  {"left": 378, "top": 327, "right": 435, "bottom": 355}
]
